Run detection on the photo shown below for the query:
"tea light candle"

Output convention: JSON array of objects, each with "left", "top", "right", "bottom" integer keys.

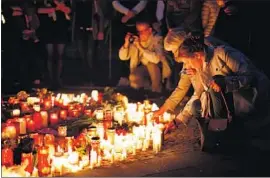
[
  {"left": 59, "top": 110, "right": 67, "bottom": 120},
  {"left": 91, "top": 90, "right": 99, "bottom": 101},
  {"left": 11, "top": 109, "right": 20, "bottom": 117},
  {"left": 58, "top": 125, "right": 67, "bottom": 137},
  {"left": 17, "top": 117, "right": 26, "bottom": 134},
  {"left": 49, "top": 112, "right": 59, "bottom": 125}
]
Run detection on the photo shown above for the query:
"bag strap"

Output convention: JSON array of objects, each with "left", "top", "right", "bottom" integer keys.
[{"left": 220, "top": 91, "right": 232, "bottom": 123}]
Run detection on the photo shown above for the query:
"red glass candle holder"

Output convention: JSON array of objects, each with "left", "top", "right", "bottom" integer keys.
[
  {"left": 1, "top": 147, "right": 13, "bottom": 167},
  {"left": 40, "top": 111, "right": 48, "bottom": 128},
  {"left": 26, "top": 118, "right": 36, "bottom": 133},
  {"left": 37, "top": 146, "right": 50, "bottom": 177},
  {"left": 69, "top": 109, "right": 80, "bottom": 118},
  {"left": 20, "top": 102, "right": 30, "bottom": 113},
  {"left": 43, "top": 99, "right": 52, "bottom": 110},
  {"left": 59, "top": 110, "right": 67, "bottom": 120},
  {"left": 21, "top": 152, "right": 33, "bottom": 174},
  {"left": 44, "top": 134, "right": 55, "bottom": 145},
  {"left": 49, "top": 112, "right": 59, "bottom": 125},
  {"left": 32, "top": 112, "right": 42, "bottom": 130},
  {"left": 30, "top": 133, "right": 43, "bottom": 147}
]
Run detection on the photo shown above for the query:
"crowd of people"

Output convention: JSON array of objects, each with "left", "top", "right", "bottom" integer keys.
[{"left": 2, "top": 0, "right": 270, "bottom": 150}]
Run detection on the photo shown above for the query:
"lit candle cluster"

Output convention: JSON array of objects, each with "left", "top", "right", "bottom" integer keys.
[{"left": 1, "top": 90, "right": 175, "bottom": 177}]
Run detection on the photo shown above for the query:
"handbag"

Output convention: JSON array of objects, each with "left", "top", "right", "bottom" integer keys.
[
  {"left": 207, "top": 91, "right": 232, "bottom": 131},
  {"left": 198, "top": 91, "right": 233, "bottom": 152}
]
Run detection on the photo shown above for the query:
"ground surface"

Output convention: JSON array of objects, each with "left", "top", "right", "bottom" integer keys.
[{"left": 57, "top": 86, "right": 270, "bottom": 177}]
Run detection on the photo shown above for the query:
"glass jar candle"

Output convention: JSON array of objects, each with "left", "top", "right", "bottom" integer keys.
[
  {"left": 59, "top": 110, "right": 67, "bottom": 120},
  {"left": 1, "top": 147, "right": 13, "bottom": 167},
  {"left": 21, "top": 152, "right": 33, "bottom": 174},
  {"left": 40, "top": 110, "right": 48, "bottom": 128},
  {"left": 58, "top": 125, "right": 67, "bottom": 137},
  {"left": 37, "top": 146, "right": 50, "bottom": 177}
]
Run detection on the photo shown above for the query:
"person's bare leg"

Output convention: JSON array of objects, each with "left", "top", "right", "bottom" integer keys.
[
  {"left": 46, "top": 44, "right": 54, "bottom": 85},
  {"left": 56, "top": 44, "right": 65, "bottom": 87}
]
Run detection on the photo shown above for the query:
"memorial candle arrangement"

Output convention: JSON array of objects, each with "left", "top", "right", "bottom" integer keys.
[{"left": 1, "top": 89, "right": 175, "bottom": 177}]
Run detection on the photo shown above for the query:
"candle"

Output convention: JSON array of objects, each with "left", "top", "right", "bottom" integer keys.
[
  {"left": 17, "top": 117, "right": 26, "bottom": 134},
  {"left": 40, "top": 111, "right": 48, "bottom": 128},
  {"left": 65, "top": 136, "right": 74, "bottom": 153},
  {"left": 96, "top": 123, "right": 104, "bottom": 140},
  {"left": 87, "top": 126, "right": 97, "bottom": 139},
  {"left": 2, "top": 123, "right": 17, "bottom": 139},
  {"left": 95, "top": 108, "right": 104, "bottom": 120},
  {"left": 52, "top": 155, "right": 64, "bottom": 176},
  {"left": 90, "top": 136, "right": 101, "bottom": 168},
  {"left": 75, "top": 133, "right": 87, "bottom": 148},
  {"left": 21, "top": 152, "right": 33, "bottom": 174},
  {"left": 37, "top": 146, "right": 50, "bottom": 177},
  {"left": 91, "top": 90, "right": 99, "bottom": 101},
  {"left": 32, "top": 112, "right": 42, "bottom": 130},
  {"left": 43, "top": 99, "right": 52, "bottom": 110},
  {"left": 76, "top": 104, "right": 84, "bottom": 113},
  {"left": 11, "top": 109, "right": 20, "bottom": 117},
  {"left": 106, "top": 128, "right": 115, "bottom": 145},
  {"left": 20, "top": 102, "right": 30, "bottom": 112},
  {"left": 59, "top": 110, "right": 67, "bottom": 120},
  {"left": 47, "top": 144, "right": 55, "bottom": 159},
  {"left": 49, "top": 112, "right": 59, "bottom": 125},
  {"left": 104, "top": 109, "right": 113, "bottom": 120},
  {"left": 68, "top": 151, "right": 79, "bottom": 165},
  {"left": 30, "top": 133, "right": 43, "bottom": 147},
  {"left": 26, "top": 119, "right": 35, "bottom": 133},
  {"left": 1, "top": 147, "right": 13, "bottom": 167},
  {"left": 44, "top": 134, "right": 55, "bottom": 145},
  {"left": 58, "top": 125, "right": 67, "bottom": 137},
  {"left": 84, "top": 109, "right": 92, "bottom": 117},
  {"left": 69, "top": 109, "right": 80, "bottom": 118},
  {"left": 33, "top": 104, "right": 41, "bottom": 112}
]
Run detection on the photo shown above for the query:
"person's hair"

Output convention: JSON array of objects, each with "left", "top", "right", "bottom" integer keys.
[
  {"left": 164, "top": 27, "right": 187, "bottom": 52},
  {"left": 136, "top": 16, "right": 153, "bottom": 27},
  {"left": 179, "top": 31, "right": 206, "bottom": 57}
]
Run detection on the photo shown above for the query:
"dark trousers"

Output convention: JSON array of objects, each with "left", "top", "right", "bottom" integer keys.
[
  {"left": 191, "top": 88, "right": 234, "bottom": 119},
  {"left": 112, "top": 20, "right": 137, "bottom": 79},
  {"left": 77, "top": 29, "right": 96, "bottom": 82}
]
